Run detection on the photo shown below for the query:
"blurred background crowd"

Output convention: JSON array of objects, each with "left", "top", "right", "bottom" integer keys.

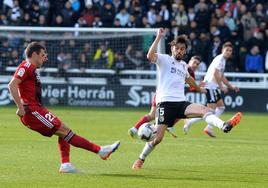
[{"left": 1, "top": 0, "right": 268, "bottom": 75}]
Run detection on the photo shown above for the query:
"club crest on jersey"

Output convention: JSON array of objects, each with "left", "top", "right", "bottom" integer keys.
[{"left": 17, "top": 68, "right": 25, "bottom": 77}]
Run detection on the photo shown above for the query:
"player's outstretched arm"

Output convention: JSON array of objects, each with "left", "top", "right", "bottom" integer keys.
[
  {"left": 147, "top": 28, "right": 166, "bottom": 63},
  {"left": 186, "top": 76, "right": 206, "bottom": 93},
  {"left": 8, "top": 78, "right": 25, "bottom": 117}
]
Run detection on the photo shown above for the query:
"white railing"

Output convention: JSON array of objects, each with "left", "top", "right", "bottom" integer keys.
[
  {"left": 5, "top": 66, "right": 116, "bottom": 75},
  {"left": 2, "top": 67, "right": 268, "bottom": 88},
  {"left": 195, "top": 72, "right": 268, "bottom": 89}
]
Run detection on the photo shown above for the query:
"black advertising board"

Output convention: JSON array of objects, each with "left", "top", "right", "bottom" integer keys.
[{"left": 0, "top": 82, "right": 267, "bottom": 112}]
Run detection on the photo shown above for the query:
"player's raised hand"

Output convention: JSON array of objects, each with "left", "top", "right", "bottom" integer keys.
[
  {"left": 157, "top": 28, "right": 166, "bottom": 38},
  {"left": 16, "top": 106, "right": 25, "bottom": 117}
]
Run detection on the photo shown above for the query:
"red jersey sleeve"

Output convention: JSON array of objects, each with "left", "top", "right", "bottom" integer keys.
[
  {"left": 188, "top": 67, "right": 196, "bottom": 92},
  {"left": 188, "top": 67, "right": 195, "bottom": 79},
  {"left": 14, "top": 61, "right": 32, "bottom": 81}
]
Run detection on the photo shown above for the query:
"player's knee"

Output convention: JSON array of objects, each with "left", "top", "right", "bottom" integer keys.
[
  {"left": 200, "top": 106, "right": 211, "bottom": 115},
  {"left": 202, "top": 108, "right": 216, "bottom": 119},
  {"left": 55, "top": 123, "right": 72, "bottom": 138}
]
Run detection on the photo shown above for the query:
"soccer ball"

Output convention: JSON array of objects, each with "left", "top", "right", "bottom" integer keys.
[{"left": 138, "top": 123, "right": 157, "bottom": 142}]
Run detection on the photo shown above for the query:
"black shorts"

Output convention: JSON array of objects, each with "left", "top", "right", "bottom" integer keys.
[
  {"left": 156, "top": 101, "right": 192, "bottom": 127},
  {"left": 206, "top": 89, "right": 222, "bottom": 103}
]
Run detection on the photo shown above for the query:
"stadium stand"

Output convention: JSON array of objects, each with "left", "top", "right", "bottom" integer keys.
[{"left": 0, "top": 0, "right": 268, "bottom": 74}]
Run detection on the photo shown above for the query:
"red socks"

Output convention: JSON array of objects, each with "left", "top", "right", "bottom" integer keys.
[
  {"left": 65, "top": 131, "right": 101, "bottom": 154},
  {"left": 134, "top": 115, "right": 150, "bottom": 129},
  {"left": 58, "top": 137, "right": 70, "bottom": 163}
]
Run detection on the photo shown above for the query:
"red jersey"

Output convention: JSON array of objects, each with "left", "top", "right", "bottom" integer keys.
[
  {"left": 188, "top": 67, "right": 196, "bottom": 92},
  {"left": 14, "top": 60, "right": 42, "bottom": 106}
]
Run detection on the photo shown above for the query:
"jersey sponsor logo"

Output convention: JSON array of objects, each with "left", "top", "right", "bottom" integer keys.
[
  {"left": 17, "top": 68, "right": 25, "bottom": 77},
  {"left": 170, "top": 67, "right": 187, "bottom": 78},
  {"left": 0, "top": 84, "right": 12, "bottom": 105}
]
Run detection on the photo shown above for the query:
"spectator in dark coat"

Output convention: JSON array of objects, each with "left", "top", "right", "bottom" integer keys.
[
  {"left": 195, "top": 3, "right": 210, "bottom": 32},
  {"left": 101, "top": 2, "right": 115, "bottom": 27},
  {"left": 61, "top": 1, "right": 75, "bottom": 26}
]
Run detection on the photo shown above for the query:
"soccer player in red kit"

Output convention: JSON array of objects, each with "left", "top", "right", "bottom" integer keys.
[
  {"left": 128, "top": 55, "right": 202, "bottom": 138},
  {"left": 8, "top": 42, "right": 120, "bottom": 173}
]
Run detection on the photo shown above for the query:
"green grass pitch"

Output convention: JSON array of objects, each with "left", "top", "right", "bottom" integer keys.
[{"left": 0, "top": 106, "right": 268, "bottom": 188}]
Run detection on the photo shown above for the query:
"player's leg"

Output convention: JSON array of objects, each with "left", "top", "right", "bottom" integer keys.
[
  {"left": 136, "top": 106, "right": 156, "bottom": 129},
  {"left": 132, "top": 102, "right": 175, "bottom": 169},
  {"left": 183, "top": 117, "right": 202, "bottom": 134},
  {"left": 55, "top": 123, "right": 120, "bottom": 160},
  {"left": 128, "top": 101, "right": 156, "bottom": 138},
  {"left": 58, "top": 137, "right": 70, "bottom": 164},
  {"left": 202, "top": 103, "right": 216, "bottom": 137},
  {"left": 166, "top": 118, "right": 179, "bottom": 138},
  {"left": 58, "top": 137, "right": 77, "bottom": 173},
  {"left": 184, "top": 103, "right": 242, "bottom": 132},
  {"left": 21, "top": 107, "right": 117, "bottom": 172},
  {"left": 21, "top": 108, "right": 77, "bottom": 173},
  {"left": 183, "top": 107, "right": 215, "bottom": 135},
  {"left": 215, "top": 104, "right": 225, "bottom": 117},
  {"left": 183, "top": 88, "right": 217, "bottom": 135},
  {"left": 203, "top": 89, "right": 224, "bottom": 137},
  {"left": 132, "top": 124, "right": 167, "bottom": 170},
  {"left": 203, "top": 100, "right": 225, "bottom": 137}
]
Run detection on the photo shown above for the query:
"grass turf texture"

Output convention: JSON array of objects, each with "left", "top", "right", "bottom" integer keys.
[{"left": 0, "top": 106, "right": 268, "bottom": 188}]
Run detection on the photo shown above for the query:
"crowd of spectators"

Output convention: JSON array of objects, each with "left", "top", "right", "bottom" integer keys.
[{"left": 1, "top": 0, "right": 268, "bottom": 74}]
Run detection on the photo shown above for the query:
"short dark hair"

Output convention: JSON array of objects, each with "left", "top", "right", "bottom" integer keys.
[
  {"left": 222, "top": 41, "right": 233, "bottom": 49},
  {"left": 190, "top": 55, "right": 201, "bottom": 62},
  {"left": 25, "top": 42, "right": 46, "bottom": 58},
  {"left": 169, "top": 34, "right": 188, "bottom": 49}
]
